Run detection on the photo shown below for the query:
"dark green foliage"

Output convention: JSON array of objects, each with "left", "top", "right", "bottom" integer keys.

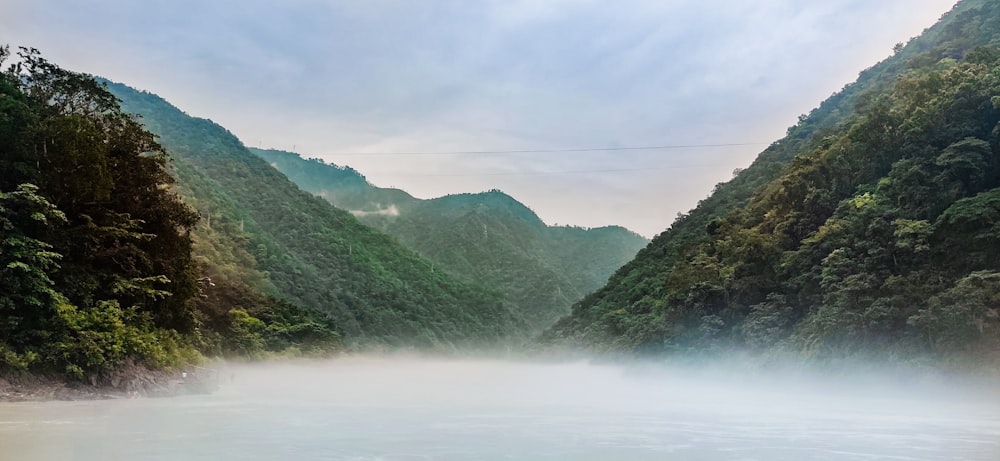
[
  {"left": 0, "top": 47, "right": 204, "bottom": 379},
  {"left": 251, "top": 148, "right": 648, "bottom": 331},
  {"left": 934, "top": 188, "right": 1000, "bottom": 271},
  {"left": 104, "top": 82, "right": 524, "bottom": 349},
  {"left": 908, "top": 271, "right": 1000, "bottom": 357},
  {"left": 0, "top": 48, "right": 342, "bottom": 382},
  {"left": 545, "top": 0, "right": 1000, "bottom": 366},
  {"left": 0, "top": 184, "right": 65, "bottom": 351}
]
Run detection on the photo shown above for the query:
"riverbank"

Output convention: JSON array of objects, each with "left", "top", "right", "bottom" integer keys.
[
  {"left": 0, "top": 376, "right": 118, "bottom": 401},
  {"left": 0, "top": 361, "right": 219, "bottom": 402}
]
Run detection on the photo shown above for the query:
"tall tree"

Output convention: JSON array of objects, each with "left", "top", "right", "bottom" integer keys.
[{"left": 1, "top": 47, "right": 199, "bottom": 331}]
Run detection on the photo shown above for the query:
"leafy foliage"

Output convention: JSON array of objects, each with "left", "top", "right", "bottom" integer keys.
[
  {"left": 0, "top": 47, "right": 203, "bottom": 379},
  {"left": 0, "top": 48, "right": 341, "bottom": 382},
  {"left": 545, "top": 0, "right": 1000, "bottom": 366}
]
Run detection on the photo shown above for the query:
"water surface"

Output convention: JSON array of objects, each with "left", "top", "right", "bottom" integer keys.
[{"left": 1, "top": 358, "right": 997, "bottom": 460}]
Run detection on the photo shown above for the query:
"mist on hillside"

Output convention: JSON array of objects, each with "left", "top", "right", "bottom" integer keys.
[{"left": 350, "top": 204, "right": 401, "bottom": 217}]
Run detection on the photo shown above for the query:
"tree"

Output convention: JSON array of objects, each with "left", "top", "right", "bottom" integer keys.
[
  {"left": 0, "top": 184, "right": 66, "bottom": 353},
  {"left": 0, "top": 47, "right": 203, "bottom": 379},
  {"left": 909, "top": 271, "right": 1000, "bottom": 356},
  {"left": 2, "top": 47, "right": 200, "bottom": 331}
]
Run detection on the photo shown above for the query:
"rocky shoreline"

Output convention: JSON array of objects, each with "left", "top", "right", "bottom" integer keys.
[
  {"left": 0, "top": 362, "right": 221, "bottom": 402},
  {"left": 0, "top": 376, "right": 120, "bottom": 401}
]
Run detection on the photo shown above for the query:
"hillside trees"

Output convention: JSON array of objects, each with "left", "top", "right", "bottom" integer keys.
[
  {"left": 545, "top": 1, "right": 1000, "bottom": 367},
  {"left": 0, "top": 47, "right": 340, "bottom": 381},
  {"left": 104, "top": 80, "right": 524, "bottom": 349},
  {"left": 0, "top": 47, "right": 204, "bottom": 377},
  {"left": 250, "top": 148, "right": 648, "bottom": 332},
  {"left": 0, "top": 184, "right": 65, "bottom": 353}
]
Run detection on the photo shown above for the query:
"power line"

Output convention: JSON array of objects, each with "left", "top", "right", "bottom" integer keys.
[
  {"left": 385, "top": 164, "right": 723, "bottom": 177},
  {"left": 323, "top": 142, "right": 768, "bottom": 156}
]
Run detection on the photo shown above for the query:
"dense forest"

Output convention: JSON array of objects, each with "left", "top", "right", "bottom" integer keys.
[
  {"left": 0, "top": 47, "right": 341, "bottom": 384},
  {"left": 545, "top": 0, "right": 1000, "bottom": 367},
  {"left": 5, "top": 0, "right": 999, "bottom": 385},
  {"left": 251, "top": 147, "right": 647, "bottom": 331},
  {"left": 0, "top": 47, "right": 529, "bottom": 384},
  {"left": 103, "top": 80, "right": 524, "bottom": 350}
]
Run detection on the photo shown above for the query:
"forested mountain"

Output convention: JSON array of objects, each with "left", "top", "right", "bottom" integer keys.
[
  {"left": 250, "top": 148, "right": 648, "bottom": 331},
  {"left": 2, "top": 46, "right": 525, "bottom": 384},
  {"left": 102, "top": 83, "right": 524, "bottom": 350},
  {"left": 6, "top": 0, "right": 996, "bottom": 385},
  {"left": 251, "top": 148, "right": 417, "bottom": 214},
  {"left": 545, "top": 0, "right": 1000, "bottom": 366},
  {"left": 0, "top": 48, "right": 343, "bottom": 384}
]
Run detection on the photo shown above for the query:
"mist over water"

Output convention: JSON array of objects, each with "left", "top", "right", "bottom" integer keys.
[{"left": 2, "top": 357, "right": 998, "bottom": 460}]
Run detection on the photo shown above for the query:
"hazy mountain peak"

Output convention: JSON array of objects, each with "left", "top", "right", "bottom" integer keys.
[{"left": 248, "top": 146, "right": 648, "bottom": 330}]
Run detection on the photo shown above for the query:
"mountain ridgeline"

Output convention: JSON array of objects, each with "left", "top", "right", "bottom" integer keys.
[
  {"left": 1, "top": 49, "right": 343, "bottom": 384},
  {"left": 4, "top": 45, "right": 553, "bottom": 384},
  {"left": 2, "top": 45, "right": 639, "bottom": 383},
  {"left": 545, "top": 0, "right": 1000, "bottom": 366},
  {"left": 250, "top": 147, "right": 648, "bottom": 331},
  {"left": 4, "top": 0, "right": 999, "bottom": 385},
  {"left": 103, "top": 83, "right": 527, "bottom": 350}
]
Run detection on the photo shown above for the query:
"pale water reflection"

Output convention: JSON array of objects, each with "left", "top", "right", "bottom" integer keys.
[{"left": 1, "top": 358, "right": 998, "bottom": 460}]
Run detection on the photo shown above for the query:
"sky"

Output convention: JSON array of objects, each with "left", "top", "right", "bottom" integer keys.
[{"left": 3, "top": 0, "right": 958, "bottom": 237}]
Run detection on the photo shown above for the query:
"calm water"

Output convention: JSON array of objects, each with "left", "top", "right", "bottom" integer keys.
[{"left": 1, "top": 358, "right": 998, "bottom": 461}]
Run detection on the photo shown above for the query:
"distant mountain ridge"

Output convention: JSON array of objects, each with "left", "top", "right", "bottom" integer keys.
[
  {"left": 105, "top": 82, "right": 525, "bottom": 349},
  {"left": 251, "top": 148, "right": 648, "bottom": 330}
]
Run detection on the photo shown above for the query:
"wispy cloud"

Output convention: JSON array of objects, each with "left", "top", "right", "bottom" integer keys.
[{"left": 3, "top": 0, "right": 957, "bottom": 236}]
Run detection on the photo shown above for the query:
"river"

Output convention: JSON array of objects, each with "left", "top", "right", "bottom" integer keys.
[{"left": 1, "top": 357, "right": 998, "bottom": 460}]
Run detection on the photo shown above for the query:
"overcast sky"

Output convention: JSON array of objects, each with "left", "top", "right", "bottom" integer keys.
[{"left": 4, "top": 0, "right": 958, "bottom": 237}]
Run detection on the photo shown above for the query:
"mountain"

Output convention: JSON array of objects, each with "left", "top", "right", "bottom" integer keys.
[
  {"left": 250, "top": 148, "right": 648, "bottom": 331},
  {"left": 4, "top": 48, "right": 348, "bottom": 385},
  {"left": 103, "top": 82, "right": 525, "bottom": 350},
  {"left": 544, "top": 0, "right": 1000, "bottom": 365}
]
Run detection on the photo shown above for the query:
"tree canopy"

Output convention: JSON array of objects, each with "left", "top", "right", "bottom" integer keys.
[
  {"left": 545, "top": 0, "right": 1000, "bottom": 368},
  {"left": 0, "top": 48, "right": 339, "bottom": 383}
]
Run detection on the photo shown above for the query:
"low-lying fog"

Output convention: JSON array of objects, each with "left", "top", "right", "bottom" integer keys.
[{"left": 2, "top": 357, "right": 998, "bottom": 460}]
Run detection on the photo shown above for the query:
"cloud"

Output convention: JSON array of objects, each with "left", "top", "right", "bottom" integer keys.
[
  {"left": 349, "top": 204, "right": 401, "bottom": 217},
  {"left": 2, "top": 0, "right": 957, "bottom": 237}
]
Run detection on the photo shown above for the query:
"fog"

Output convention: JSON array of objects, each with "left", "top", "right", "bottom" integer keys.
[
  {"left": 2, "top": 357, "right": 998, "bottom": 460},
  {"left": 227, "top": 356, "right": 992, "bottom": 413},
  {"left": 348, "top": 204, "right": 401, "bottom": 217}
]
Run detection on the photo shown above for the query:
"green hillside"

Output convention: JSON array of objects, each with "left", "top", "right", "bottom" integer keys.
[
  {"left": 250, "top": 148, "right": 648, "bottom": 331},
  {"left": 2, "top": 45, "right": 532, "bottom": 384},
  {"left": 0, "top": 48, "right": 344, "bottom": 384},
  {"left": 103, "top": 83, "right": 523, "bottom": 350},
  {"left": 544, "top": 0, "right": 1000, "bottom": 366},
  {"left": 252, "top": 148, "right": 416, "bottom": 213}
]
